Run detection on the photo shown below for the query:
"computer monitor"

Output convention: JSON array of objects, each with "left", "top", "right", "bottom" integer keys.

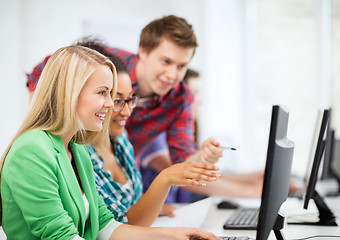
[
  {"left": 321, "top": 127, "right": 340, "bottom": 196},
  {"left": 318, "top": 108, "right": 340, "bottom": 195},
  {"left": 304, "top": 110, "right": 325, "bottom": 183},
  {"left": 220, "top": 105, "right": 294, "bottom": 240},
  {"left": 255, "top": 105, "right": 295, "bottom": 240},
  {"left": 321, "top": 108, "right": 335, "bottom": 180},
  {"left": 296, "top": 109, "right": 337, "bottom": 226},
  {"left": 331, "top": 139, "right": 340, "bottom": 189}
]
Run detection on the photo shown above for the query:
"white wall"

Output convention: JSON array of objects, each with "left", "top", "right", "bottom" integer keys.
[
  {"left": 0, "top": 0, "right": 339, "bottom": 177},
  {"left": 0, "top": 0, "right": 27, "bottom": 157},
  {"left": 0, "top": 0, "right": 206, "bottom": 154},
  {"left": 333, "top": 0, "right": 340, "bottom": 139}
]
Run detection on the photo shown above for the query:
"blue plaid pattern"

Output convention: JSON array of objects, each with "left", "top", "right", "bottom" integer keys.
[{"left": 87, "top": 130, "right": 143, "bottom": 223}]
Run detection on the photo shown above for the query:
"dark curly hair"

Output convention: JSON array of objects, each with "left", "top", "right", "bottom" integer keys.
[{"left": 75, "top": 36, "right": 129, "bottom": 74}]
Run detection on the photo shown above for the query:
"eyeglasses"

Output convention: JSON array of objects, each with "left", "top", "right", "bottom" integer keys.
[{"left": 113, "top": 95, "right": 139, "bottom": 112}]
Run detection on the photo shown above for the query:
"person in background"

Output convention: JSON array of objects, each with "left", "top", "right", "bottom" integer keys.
[
  {"left": 0, "top": 45, "right": 220, "bottom": 240},
  {"left": 182, "top": 69, "right": 201, "bottom": 140}
]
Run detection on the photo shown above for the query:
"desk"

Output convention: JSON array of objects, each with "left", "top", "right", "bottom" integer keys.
[
  {"left": 200, "top": 197, "right": 340, "bottom": 239},
  {"left": 0, "top": 197, "right": 339, "bottom": 240}
]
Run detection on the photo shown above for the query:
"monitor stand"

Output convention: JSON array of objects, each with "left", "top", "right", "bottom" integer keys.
[
  {"left": 289, "top": 190, "right": 338, "bottom": 226},
  {"left": 273, "top": 213, "right": 286, "bottom": 240}
]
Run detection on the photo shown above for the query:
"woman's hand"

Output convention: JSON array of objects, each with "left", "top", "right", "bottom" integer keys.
[
  {"left": 157, "top": 161, "right": 221, "bottom": 187},
  {"left": 127, "top": 162, "right": 219, "bottom": 226}
]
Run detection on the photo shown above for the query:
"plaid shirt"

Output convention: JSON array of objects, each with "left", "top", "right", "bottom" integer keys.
[
  {"left": 26, "top": 47, "right": 198, "bottom": 164},
  {"left": 107, "top": 47, "right": 197, "bottom": 164},
  {"left": 26, "top": 55, "right": 50, "bottom": 91},
  {"left": 87, "top": 130, "right": 143, "bottom": 224}
]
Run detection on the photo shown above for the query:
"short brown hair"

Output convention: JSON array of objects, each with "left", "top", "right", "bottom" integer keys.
[{"left": 139, "top": 15, "right": 198, "bottom": 54}]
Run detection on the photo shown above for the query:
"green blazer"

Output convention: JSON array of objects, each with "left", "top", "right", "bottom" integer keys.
[{"left": 1, "top": 130, "right": 114, "bottom": 240}]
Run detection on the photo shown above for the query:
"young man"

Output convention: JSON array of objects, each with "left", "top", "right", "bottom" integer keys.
[
  {"left": 107, "top": 15, "right": 263, "bottom": 198},
  {"left": 109, "top": 15, "right": 223, "bottom": 166}
]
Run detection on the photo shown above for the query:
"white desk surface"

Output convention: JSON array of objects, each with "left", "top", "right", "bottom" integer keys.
[
  {"left": 201, "top": 196, "right": 340, "bottom": 240},
  {"left": 0, "top": 197, "right": 339, "bottom": 240}
]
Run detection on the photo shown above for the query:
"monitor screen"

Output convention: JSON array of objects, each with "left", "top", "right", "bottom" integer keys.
[
  {"left": 256, "top": 105, "right": 295, "bottom": 240},
  {"left": 299, "top": 109, "right": 337, "bottom": 226}
]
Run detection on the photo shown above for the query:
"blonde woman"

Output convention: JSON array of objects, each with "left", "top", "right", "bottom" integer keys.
[{"left": 0, "top": 45, "right": 220, "bottom": 240}]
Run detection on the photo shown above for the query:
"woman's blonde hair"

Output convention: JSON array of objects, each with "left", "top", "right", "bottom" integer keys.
[{"left": 0, "top": 45, "right": 117, "bottom": 224}]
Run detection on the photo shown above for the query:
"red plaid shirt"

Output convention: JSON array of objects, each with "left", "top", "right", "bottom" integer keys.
[
  {"left": 26, "top": 56, "right": 50, "bottom": 92},
  {"left": 26, "top": 48, "right": 197, "bottom": 164}
]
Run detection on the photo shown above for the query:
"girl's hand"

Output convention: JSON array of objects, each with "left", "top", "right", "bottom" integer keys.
[{"left": 158, "top": 161, "right": 221, "bottom": 187}]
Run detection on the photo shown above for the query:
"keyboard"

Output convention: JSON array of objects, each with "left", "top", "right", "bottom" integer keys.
[
  {"left": 223, "top": 208, "right": 259, "bottom": 230},
  {"left": 219, "top": 236, "right": 254, "bottom": 240}
]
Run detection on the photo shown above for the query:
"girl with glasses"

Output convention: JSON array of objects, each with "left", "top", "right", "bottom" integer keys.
[{"left": 86, "top": 45, "right": 220, "bottom": 227}]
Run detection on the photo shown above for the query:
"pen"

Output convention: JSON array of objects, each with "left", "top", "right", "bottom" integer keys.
[{"left": 219, "top": 146, "right": 237, "bottom": 151}]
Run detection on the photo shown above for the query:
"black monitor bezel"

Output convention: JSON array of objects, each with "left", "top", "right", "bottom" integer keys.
[
  {"left": 296, "top": 109, "right": 337, "bottom": 226},
  {"left": 304, "top": 110, "right": 329, "bottom": 209}
]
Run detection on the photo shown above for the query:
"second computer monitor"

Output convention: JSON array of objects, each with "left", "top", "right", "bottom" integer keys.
[
  {"left": 256, "top": 105, "right": 295, "bottom": 239},
  {"left": 302, "top": 109, "right": 337, "bottom": 226}
]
